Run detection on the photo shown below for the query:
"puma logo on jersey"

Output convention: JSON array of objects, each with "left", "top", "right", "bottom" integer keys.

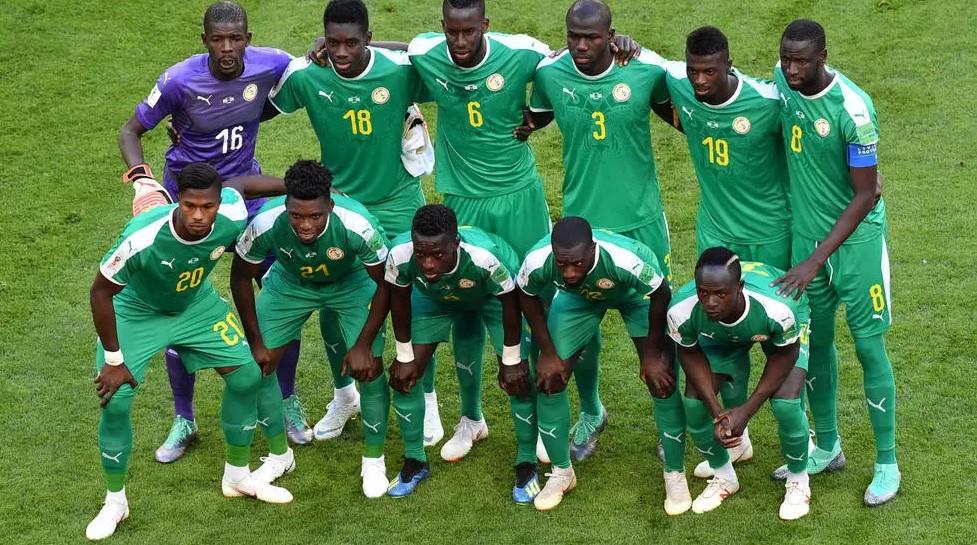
[
  {"left": 280, "top": 248, "right": 295, "bottom": 259},
  {"left": 514, "top": 412, "right": 534, "bottom": 425},
  {"left": 435, "top": 78, "right": 449, "bottom": 91},
  {"left": 454, "top": 360, "right": 477, "bottom": 376},
  {"left": 318, "top": 90, "right": 335, "bottom": 102},
  {"left": 682, "top": 106, "right": 695, "bottom": 119},
  {"left": 866, "top": 397, "right": 887, "bottom": 413},
  {"left": 160, "top": 258, "right": 175, "bottom": 269},
  {"left": 780, "top": 93, "right": 790, "bottom": 107},
  {"left": 363, "top": 420, "right": 382, "bottom": 433},
  {"left": 101, "top": 451, "right": 123, "bottom": 463},
  {"left": 162, "top": 71, "right": 172, "bottom": 85},
  {"left": 196, "top": 94, "right": 212, "bottom": 106},
  {"left": 700, "top": 331, "right": 715, "bottom": 339},
  {"left": 394, "top": 408, "right": 412, "bottom": 423},
  {"left": 662, "top": 431, "right": 684, "bottom": 443},
  {"left": 538, "top": 426, "right": 557, "bottom": 438},
  {"left": 562, "top": 87, "right": 577, "bottom": 101}
]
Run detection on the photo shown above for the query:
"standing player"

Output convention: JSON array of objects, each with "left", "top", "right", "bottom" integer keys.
[
  {"left": 772, "top": 19, "right": 899, "bottom": 506},
  {"left": 117, "top": 1, "right": 310, "bottom": 461},
  {"left": 406, "top": 0, "right": 553, "bottom": 461},
  {"left": 268, "top": 0, "right": 433, "bottom": 444},
  {"left": 518, "top": 217, "right": 674, "bottom": 512},
  {"left": 661, "top": 26, "right": 792, "bottom": 478},
  {"left": 230, "top": 160, "right": 394, "bottom": 498},
  {"left": 669, "top": 249, "right": 812, "bottom": 520},
  {"left": 384, "top": 205, "right": 537, "bottom": 502},
  {"left": 87, "top": 164, "right": 291, "bottom": 540},
  {"left": 521, "top": 0, "right": 685, "bottom": 479}
]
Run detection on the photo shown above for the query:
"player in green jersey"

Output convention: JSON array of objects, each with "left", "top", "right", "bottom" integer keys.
[
  {"left": 771, "top": 20, "right": 899, "bottom": 506},
  {"left": 518, "top": 0, "right": 682, "bottom": 470},
  {"left": 230, "top": 160, "right": 393, "bottom": 498},
  {"left": 87, "top": 164, "right": 292, "bottom": 540},
  {"left": 669, "top": 249, "right": 812, "bottom": 520},
  {"left": 518, "top": 217, "right": 679, "bottom": 512},
  {"left": 385, "top": 205, "right": 538, "bottom": 502},
  {"left": 663, "top": 26, "right": 794, "bottom": 479},
  {"left": 267, "top": 0, "right": 432, "bottom": 444}
]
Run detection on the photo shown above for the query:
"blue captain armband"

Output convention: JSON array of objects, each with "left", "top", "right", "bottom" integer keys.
[{"left": 847, "top": 143, "right": 878, "bottom": 167}]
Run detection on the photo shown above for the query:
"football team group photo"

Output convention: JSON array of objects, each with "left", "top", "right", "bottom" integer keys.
[{"left": 5, "top": 0, "right": 970, "bottom": 543}]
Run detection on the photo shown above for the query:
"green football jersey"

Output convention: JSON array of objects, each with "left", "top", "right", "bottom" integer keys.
[
  {"left": 269, "top": 48, "right": 428, "bottom": 204},
  {"left": 236, "top": 194, "right": 388, "bottom": 285},
  {"left": 667, "top": 262, "right": 809, "bottom": 348},
  {"left": 386, "top": 226, "right": 519, "bottom": 304},
  {"left": 518, "top": 229, "right": 664, "bottom": 304},
  {"left": 774, "top": 65, "right": 885, "bottom": 243},
  {"left": 408, "top": 32, "right": 550, "bottom": 197},
  {"left": 665, "top": 63, "right": 790, "bottom": 244},
  {"left": 530, "top": 50, "right": 669, "bottom": 232},
  {"left": 100, "top": 187, "right": 248, "bottom": 313}
]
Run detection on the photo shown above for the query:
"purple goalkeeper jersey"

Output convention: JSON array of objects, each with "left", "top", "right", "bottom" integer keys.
[{"left": 134, "top": 46, "right": 292, "bottom": 214}]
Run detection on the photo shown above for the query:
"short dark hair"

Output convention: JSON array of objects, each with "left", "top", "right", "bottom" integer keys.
[
  {"left": 203, "top": 1, "right": 248, "bottom": 33},
  {"left": 177, "top": 163, "right": 222, "bottom": 193},
  {"left": 782, "top": 19, "right": 826, "bottom": 51},
  {"left": 412, "top": 204, "right": 457, "bottom": 237},
  {"left": 443, "top": 0, "right": 485, "bottom": 16},
  {"left": 695, "top": 246, "right": 742, "bottom": 280},
  {"left": 324, "top": 0, "right": 369, "bottom": 33},
  {"left": 686, "top": 26, "right": 728, "bottom": 57},
  {"left": 567, "top": 0, "right": 612, "bottom": 28},
  {"left": 552, "top": 216, "right": 593, "bottom": 249},
  {"left": 284, "top": 160, "right": 333, "bottom": 200}
]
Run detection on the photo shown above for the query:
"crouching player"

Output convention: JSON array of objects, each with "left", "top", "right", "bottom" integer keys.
[
  {"left": 384, "top": 205, "right": 537, "bottom": 502},
  {"left": 88, "top": 164, "right": 292, "bottom": 540},
  {"left": 230, "top": 160, "right": 393, "bottom": 498},
  {"left": 517, "top": 217, "right": 679, "bottom": 512},
  {"left": 668, "top": 248, "right": 812, "bottom": 520}
]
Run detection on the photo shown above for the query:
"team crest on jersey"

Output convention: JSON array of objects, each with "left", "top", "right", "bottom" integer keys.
[
  {"left": 458, "top": 278, "right": 475, "bottom": 288},
  {"left": 751, "top": 334, "right": 769, "bottom": 342},
  {"left": 612, "top": 83, "right": 631, "bottom": 102},
  {"left": 243, "top": 83, "right": 258, "bottom": 102},
  {"left": 210, "top": 246, "right": 226, "bottom": 260},
  {"left": 597, "top": 278, "right": 615, "bottom": 289},
  {"left": 732, "top": 116, "right": 752, "bottom": 135},
  {"left": 814, "top": 118, "right": 831, "bottom": 137},
  {"left": 327, "top": 247, "right": 345, "bottom": 260},
  {"left": 371, "top": 87, "right": 390, "bottom": 104},
  {"left": 486, "top": 73, "right": 505, "bottom": 91}
]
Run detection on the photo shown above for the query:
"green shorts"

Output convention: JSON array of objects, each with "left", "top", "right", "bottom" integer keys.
[
  {"left": 445, "top": 183, "right": 551, "bottom": 257},
  {"left": 700, "top": 321, "right": 811, "bottom": 377},
  {"left": 364, "top": 182, "right": 425, "bottom": 238},
  {"left": 548, "top": 290, "right": 649, "bottom": 360},
  {"left": 619, "top": 210, "right": 672, "bottom": 282},
  {"left": 410, "top": 292, "right": 530, "bottom": 356},
  {"left": 256, "top": 267, "right": 385, "bottom": 357},
  {"left": 95, "top": 288, "right": 253, "bottom": 385},
  {"left": 696, "top": 230, "right": 792, "bottom": 271},
  {"left": 792, "top": 231, "right": 892, "bottom": 338}
]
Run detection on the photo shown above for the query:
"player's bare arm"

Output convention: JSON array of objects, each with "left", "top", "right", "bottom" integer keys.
[
  {"left": 229, "top": 254, "right": 279, "bottom": 374},
  {"left": 90, "top": 273, "right": 137, "bottom": 407},
  {"left": 639, "top": 280, "right": 675, "bottom": 397},
  {"left": 118, "top": 115, "right": 150, "bottom": 168},
  {"left": 387, "top": 282, "right": 423, "bottom": 394},
  {"left": 715, "top": 342, "right": 801, "bottom": 447},
  {"left": 774, "top": 164, "right": 879, "bottom": 299},
  {"left": 678, "top": 344, "right": 724, "bottom": 416},
  {"left": 497, "top": 290, "right": 531, "bottom": 398},
  {"left": 223, "top": 174, "right": 287, "bottom": 199},
  {"left": 513, "top": 108, "right": 554, "bottom": 141},
  {"left": 342, "top": 262, "right": 390, "bottom": 382}
]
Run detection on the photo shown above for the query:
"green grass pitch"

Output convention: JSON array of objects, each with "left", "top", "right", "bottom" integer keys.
[{"left": 1, "top": 0, "right": 975, "bottom": 543}]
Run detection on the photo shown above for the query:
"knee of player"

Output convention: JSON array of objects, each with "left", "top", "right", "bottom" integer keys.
[
  {"left": 221, "top": 361, "right": 262, "bottom": 393},
  {"left": 769, "top": 397, "right": 804, "bottom": 424}
]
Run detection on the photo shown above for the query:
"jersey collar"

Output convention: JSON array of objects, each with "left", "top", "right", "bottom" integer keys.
[
  {"left": 571, "top": 55, "right": 616, "bottom": 81},
  {"left": 719, "top": 290, "right": 751, "bottom": 327},
  {"left": 334, "top": 47, "right": 376, "bottom": 81},
  {"left": 453, "top": 36, "right": 491, "bottom": 71},
  {"left": 701, "top": 70, "right": 743, "bottom": 109},
  {"left": 586, "top": 243, "right": 602, "bottom": 275},
  {"left": 169, "top": 208, "right": 214, "bottom": 245},
  {"left": 799, "top": 69, "right": 838, "bottom": 100}
]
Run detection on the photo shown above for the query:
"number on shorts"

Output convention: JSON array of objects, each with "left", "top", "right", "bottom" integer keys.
[
  {"left": 869, "top": 283, "right": 885, "bottom": 313},
  {"left": 214, "top": 312, "right": 245, "bottom": 346}
]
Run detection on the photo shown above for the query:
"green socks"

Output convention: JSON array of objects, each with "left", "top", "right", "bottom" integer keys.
[
  {"left": 256, "top": 372, "right": 287, "bottom": 455},
  {"left": 855, "top": 334, "right": 897, "bottom": 464},
  {"left": 360, "top": 373, "right": 390, "bottom": 458},
  {"left": 98, "top": 390, "right": 135, "bottom": 492},
  {"left": 654, "top": 390, "right": 687, "bottom": 473},
  {"left": 220, "top": 362, "right": 260, "bottom": 458},
  {"left": 807, "top": 312, "right": 839, "bottom": 451},
  {"left": 392, "top": 383, "right": 426, "bottom": 462},
  {"left": 771, "top": 397, "right": 809, "bottom": 473},
  {"left": 537, "top": 389, "right": 572, "bottom": 469},
  {"left": 683, "top": 396, "right": 729, "bottom": 469},
  {"left": 573, "top": 334, "right": 604, "bottom": 416},
  {"left": 451, "top": 316, "right": 486, "bottom": 421}
]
